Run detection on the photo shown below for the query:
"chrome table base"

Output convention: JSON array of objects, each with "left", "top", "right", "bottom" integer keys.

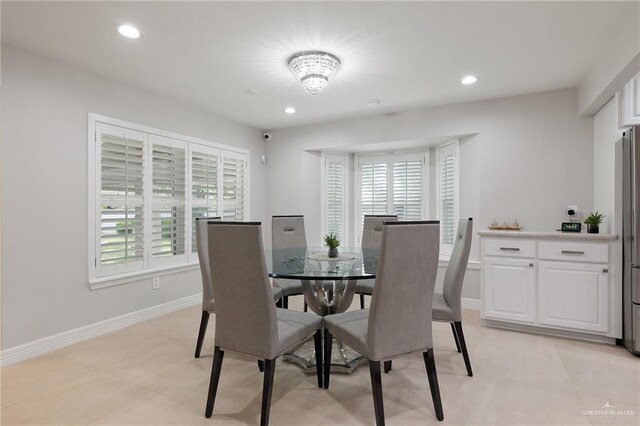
[{"left": 283, "top": 337, "right": 366, "bottom": 374}]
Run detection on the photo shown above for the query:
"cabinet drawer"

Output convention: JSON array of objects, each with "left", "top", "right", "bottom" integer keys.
[
  {"left": 483, "top": 239, "right": 536, "bottom": 258},
  {"left": 538, "top": 241, "right": 608, "bottom": 263}
]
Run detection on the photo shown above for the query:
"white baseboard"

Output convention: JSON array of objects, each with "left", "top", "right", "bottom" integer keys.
[
  {"left": 1, "top": 293, "right": 202, "bottom": 367},
  {"left": 461, "top": 297, "right": 480, "bottom": 310}
]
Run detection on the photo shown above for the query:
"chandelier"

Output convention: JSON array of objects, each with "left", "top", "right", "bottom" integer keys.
[{"left": 287, "top": 50, "right": 342, "bottom": 94}]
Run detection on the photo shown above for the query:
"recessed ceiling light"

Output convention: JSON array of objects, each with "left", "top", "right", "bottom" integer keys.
[
  {"left": 461, "top": 75, "right": 478, "bottom": 85},
  {"left": 284, "top": 107, "right": 296, "bottom": 114},
  {"left": 368, "top": 99, "right": 381, "bottom": 108},
  {"left": 117, "top": 24, "right": 141, "bottom": 39}
]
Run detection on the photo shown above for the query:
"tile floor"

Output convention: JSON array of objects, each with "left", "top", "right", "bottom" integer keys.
[{"left": 1, "top": 297, "right": 639, "bottom": 425}]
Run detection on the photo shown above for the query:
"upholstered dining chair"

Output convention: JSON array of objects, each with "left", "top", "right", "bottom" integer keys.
[
  {"left": 204, "top": 222, "right": 323, "bottom": 426},
  {"left": 432, "top": 218, "right": 474, "bottom": 376},
  {"left": 324, "top": 221, "right": 444, "bottom": 424},
  {"left": 383, "top": 218, "right": 474, "bottom": 377},
  {"left": 355, "top": 215, "right": 398, "bottom": 309},
  {"left": 272, "top": 215, "right": 308, "bottom": 310},
  {"left": 193, "top": 217, "right": 283, "bottom": 359}
]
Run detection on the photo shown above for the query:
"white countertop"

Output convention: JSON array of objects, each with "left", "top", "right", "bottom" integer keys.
[{"left": 477, "top": 230, "right": 618, "bottom": 241}]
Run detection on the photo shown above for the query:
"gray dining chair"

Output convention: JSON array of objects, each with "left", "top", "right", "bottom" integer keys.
[
  {"left": 355, "top": 215, "right": 398, "bottom": 309},
  {"left": 324, "top": 221, "right": 444, "bottom": 424},
  {"left": 272, "top": 215, "right": 308, "bottom": 311},
  {"left": 432, "top": 218, "right": 474, "bottom": 376},
  {"left": 193, "top": 217, "right": 283, "bottom": 359},
  {"left": 204, "top": 222, "right": 324, "bottom": 426}
]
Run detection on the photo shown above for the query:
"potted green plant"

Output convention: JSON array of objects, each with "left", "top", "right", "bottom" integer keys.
[
  {"left": 324, "top": 233, "right": 341, "bottom": 258},
  {"left": 584, "top": 211, "right": 605, "bottom": 234}
]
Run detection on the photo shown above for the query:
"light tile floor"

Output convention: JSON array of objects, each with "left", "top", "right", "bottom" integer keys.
[{"left": 2, "top": 297, "right": 639, "bottom": 425}]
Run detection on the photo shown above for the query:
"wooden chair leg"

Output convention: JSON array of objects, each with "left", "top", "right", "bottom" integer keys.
[
  {"left": 260, "top": 359, "right": 276, "bottom": 426},
  {"left": 369, "top": 360, "right": 385, "bottom": 426},
  {"left": 195, "top": 311, "right": 210, "bottom": 358},
  {"left": 276, "top": 298, "right": 283, "bottom": 308},
  {"left": 360, "top": 293, "right": 365, "bottom": 309},
  {"left": 423, "top": 348, "right": 444, "bottom": 421},
  {"left": 451, "top": 322, "right": 461, "bottom": 353},
  {"left": 383, "top": 360, "right": 392, "bottom": 374},
  {"left": 454, "top": 321, "right": 473, "bottom": 377},
  {"left": 304, "top": 300, "right": 308, "bottom": 312},
  {"left": 313, "top": 330, "right": 323, "bottom": 388},
  {"left": 205, "top": 346, "right": 225, "bottom": 418},
  {"left": 323, "top": 329, "right": 332, "bottom": 389},
  {"left": 258, "top": 360, "right": 265, "bottom": 372},
  {"left": 282, "top": 296, "right": 288, "bottom": 309}
]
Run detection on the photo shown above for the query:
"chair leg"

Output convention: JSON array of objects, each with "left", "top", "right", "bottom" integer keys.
[
  {"left": 383, "top": 360, "right": 392, "bottom": 374},
  {"left": 313, "top": 330, "right": 323, "bottom": 388},
  {"left": 323, "top": 329, "right": 332, "bottom": 389},
  {"left": 258, "top": 360, "right": 265, "bottom": 372},
  {"left": 194, "top": 311, "right": 210, "bottom": 358},
  {"left": 369, "top": 360, "right": 385, "bottom": 426},
  {"left": 454, "top": 321, "right": 473, "bottom": 377},
  {"left": 304, "top": 300, "right": 308, "bottom": 312},
  {"left": 282, "top": 296, "right": 288, "bottom": 309},
  {"left": 205, "top": 346, "right": 225, "bottom": 418},
  {"left": 276, "top": 298, "right": 283, "bottom": 308},
  {"left": 260, "top": 359, "right": 276, "bottom": 426},
  {"left": 360, "top": 293, "right": 365, "bottom": 309},
  {"left": 423, "top": 348, "right": 444, "bottom": 421},
  {"left": 451, "top": 322, "right": 461, "bottom": 353}
]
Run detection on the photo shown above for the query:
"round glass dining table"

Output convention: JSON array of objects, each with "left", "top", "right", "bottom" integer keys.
[{"left": 264, "top": 246, "right": 380, "bottom": 373}]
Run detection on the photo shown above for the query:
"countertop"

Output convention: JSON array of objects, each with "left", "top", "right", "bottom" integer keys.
[{"left": 477, "top": 230, "right": 618, "bottom": 241}]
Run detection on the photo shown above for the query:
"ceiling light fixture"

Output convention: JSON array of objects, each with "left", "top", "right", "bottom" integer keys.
[
  {"left": 284, "top": 107, "right": 296, "bottom": 114},
  {"left": 288, "top": 50, "right": 341, "bottom": 94},
  {"left": 117, "top": 24, "right": 141, "bottom": 39},
  {"left": 461, "top": 75, "right": 478, "bottom": 85}
]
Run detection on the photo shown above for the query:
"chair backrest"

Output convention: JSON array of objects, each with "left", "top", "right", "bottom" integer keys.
[
  {"left": 272, "top": 215, "right": 307, "bottom": 249},
  {"left": 361, "top": 215, "right": 398, "bottom": 249},
  {"left": 367, "top": 221, "right": 440, "bottom": 360},
  {"left": 442, "top": 218, "right": 473, "bottom": 322},
  {"left": 207, "top": 222, "right": 278, "bottom": 358},
  {"left": 196, "top": 217, "right": 221, "bottom": 308}
]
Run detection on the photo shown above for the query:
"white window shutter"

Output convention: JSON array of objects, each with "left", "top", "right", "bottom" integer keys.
[
  {"left": 324, "top": 155, "right": 347, "bottom": 241},
  {"left": 221, "top": 155, "right": 247, "bottom": 221},
  {"left": 438, "top": 142, "right": 459, "bottom": 255},
  {"left": 392, "top": 159, "right": 422, "bottom": 221},
  {"left": 191, "top": 148, "right": 219, "bottom": 252},
  {"left": 96, "top": 124, "right": 146, "bottom": 276},
  {"left": 150, "top": 136, "right": 187, "bottom": 266},
  {"left": 359, "top": 160, "right": 388, "bottom": 233}
]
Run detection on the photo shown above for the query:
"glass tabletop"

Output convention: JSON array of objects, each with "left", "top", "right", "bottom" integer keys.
[{"left": 264, "top": 247, "right": 380, "bottom": 281}]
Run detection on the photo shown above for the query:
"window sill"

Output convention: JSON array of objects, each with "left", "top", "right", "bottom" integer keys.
[{"left": 88, "top": 262, "right": 200, "bottom": 290}]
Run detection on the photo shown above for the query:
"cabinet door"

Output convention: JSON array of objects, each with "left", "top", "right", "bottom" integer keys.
[
  {"left": 620, "top": 72, "right": 640, "bottom": 127},
  {"left": 538, "top": 261, "right": 608, "bottom": 333},
  {"left": 483, "top": 257, "right": 536, "bottom": 324}
]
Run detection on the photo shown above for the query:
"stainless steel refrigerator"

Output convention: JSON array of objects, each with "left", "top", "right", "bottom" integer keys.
[{"left": 622, "top": 126, "right": 640, "bottom": 355}]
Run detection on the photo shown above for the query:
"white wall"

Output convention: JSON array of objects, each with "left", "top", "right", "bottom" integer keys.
[
  {"left": 0, "top": 46, "right": 267, "bottom": 350},
  {"left": 266, "top": 88, "right": 594, "bottom": 299}
]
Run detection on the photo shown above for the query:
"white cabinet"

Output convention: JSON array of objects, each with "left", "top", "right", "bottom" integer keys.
[
  {"left": 483, "top": 257, "right": 536, "bottom": 324},
  {"left": 538, "top": 261, "right": 608, "bottom": 333},
  {"left": 620, "top": 72, "right": 640, "bottom": 127}
]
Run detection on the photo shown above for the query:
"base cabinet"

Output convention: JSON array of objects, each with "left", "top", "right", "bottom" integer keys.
[
  {"left": 537, "top": 261, "right": 608, "bottom": 333},
  {"left": 483, "top": 257, "right": 536, "bottom": 324}
]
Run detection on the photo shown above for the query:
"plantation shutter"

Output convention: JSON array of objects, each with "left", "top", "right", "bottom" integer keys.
[
  {"left": 221, "top": 155, "right": 247, "bottom": 221},
  {"left": 359, "top": 159, "right": 388, "bottom": 236},
  {"left": 438, "top": 142, "right": 459, "bottom": 255},
  {"left": 392, "top": 159, "right": 423, "bottom": 221},
  {"left": 190, "top": 147, "right": 219, "bottom": 252},
  {"left": 97, "top": 124, "right": 145, "bottom": 276},
  {"left": 150, "top": 135, "right": 187, "bottom": 265},
  {"left": 324, "top": 154, "right": 347, "bottom": 241}
]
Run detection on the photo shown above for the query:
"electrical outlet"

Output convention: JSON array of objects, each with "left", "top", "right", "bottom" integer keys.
[{"left": 152, "top": 277, "right": 160, "bottom": 290}]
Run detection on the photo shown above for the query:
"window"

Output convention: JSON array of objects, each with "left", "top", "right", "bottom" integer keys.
[
  {"left": 354, "top": 152, "right": 427, "bottom": 243},
  {"left": 321, "top": 153, "right": 349, "bottom": 241},
  {"left": 437, "top": 141, "right": 459, "bottom": 256},
  {"left": 89, "top": 115, "right": 249, "bottom": 281}
]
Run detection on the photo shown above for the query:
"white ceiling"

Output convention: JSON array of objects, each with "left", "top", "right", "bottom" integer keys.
[{"left": 2, "top": 1, "right": 635, "bottom": 130}]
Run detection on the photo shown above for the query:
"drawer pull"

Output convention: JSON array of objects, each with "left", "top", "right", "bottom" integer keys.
[
  {"left": 561, "top": 250, "right": 585, "bottom": 255},
  {"left": 529, "top": 263, "right": 534, "bottom": 267},
  {"left": 499, "top": 247, "right": 520, "bottom": 252}
]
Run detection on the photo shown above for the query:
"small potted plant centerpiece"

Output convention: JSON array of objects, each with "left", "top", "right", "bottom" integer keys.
[
  {"left": 324, "top": 233, "right": 341, "bottom": 258},
  {"left": 584, "top": 211, "right": 605, "bottom": 234}
]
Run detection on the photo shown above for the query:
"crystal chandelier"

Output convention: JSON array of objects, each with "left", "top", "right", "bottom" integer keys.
[{"left": 287, "top": 51, "right": 342, "bottom": 94}]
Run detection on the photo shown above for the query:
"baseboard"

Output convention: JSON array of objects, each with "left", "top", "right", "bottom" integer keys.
[
  {"left": 1, "top": 293, "right": 202, "bottom": 367},
  {"left": 461, "top": 297, "right": 480, "bottom": 310}
]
